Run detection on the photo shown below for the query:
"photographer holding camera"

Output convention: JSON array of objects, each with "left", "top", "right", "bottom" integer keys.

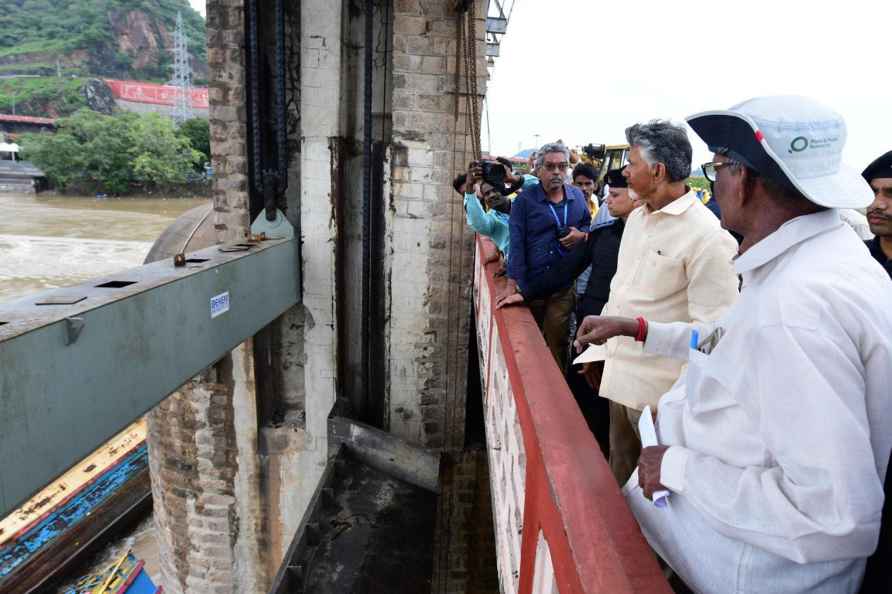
[
  {"left": 505, "top": 142, "right": 591, "bottom": 368},
  {"left": 455, "top": 158, "right": 538, "bottom": 260}
]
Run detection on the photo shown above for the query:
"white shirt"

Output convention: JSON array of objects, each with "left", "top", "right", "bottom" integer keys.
[
  {"left": 625, "top": 210, "right": 892, "bottom": 593},
  {"left": 601, "top": 191, "right": 739, "bottom": 410},
  {"left": 839, "top": 208, "right": 874, "bottom": 240}
]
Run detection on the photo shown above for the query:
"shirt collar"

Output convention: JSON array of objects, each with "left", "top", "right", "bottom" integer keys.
[
  {"left": 650, "top": 190, "right": 697, "bottom": 216},
  {"left": 734, "top": 209, "right": 842, "bottom": 275},
  {"left": 535, "top": 183, "right": 576, "bottom": 203}
]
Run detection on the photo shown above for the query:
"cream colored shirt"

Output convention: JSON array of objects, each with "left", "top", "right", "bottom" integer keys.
[{"left": 600, "top": 190, "right": 739, "bottom": 410}]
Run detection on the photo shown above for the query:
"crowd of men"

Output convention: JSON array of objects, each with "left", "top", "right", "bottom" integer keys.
[{"left": 456, "top": 95, "right": 892, "bottom": 593}]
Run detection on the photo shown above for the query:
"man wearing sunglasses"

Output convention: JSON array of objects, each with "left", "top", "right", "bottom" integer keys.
[
  {"left": 505, "top": 142, "right": 591, "bottom": 368},
  {"left": 576, "top": 96, "right": 892, "bottom": 593},
  {"left": 862, "top": 151, "right": 892, "bottom": 279}
]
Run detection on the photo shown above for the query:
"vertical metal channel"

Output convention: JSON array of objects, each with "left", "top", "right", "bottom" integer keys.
[
  {"left": 244, "top": 0, "right": 294, "bottom": 427},
  {"left": 246, "top": 0, "right": 289, "bottom": 219},
  {"left": 246, "top": 0, "right": 262, "bottom": 201},
  {"left": 274, "top": 0, "right": 288, "bottom": 194},
  {"left": 362, "top": 0, "right": 375, "bottom": 419}
]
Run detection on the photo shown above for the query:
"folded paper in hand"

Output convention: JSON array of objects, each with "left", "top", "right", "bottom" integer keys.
[
  {"left": 639, "top": 405, "right": 670, "bottom": 508},
  {"left": 573, "top": 343, "right": 607, "bottom": 365}
]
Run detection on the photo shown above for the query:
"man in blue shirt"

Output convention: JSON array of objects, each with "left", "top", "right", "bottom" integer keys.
[{"left": 506, "top": 143, "right": 591, "bottom": 367}]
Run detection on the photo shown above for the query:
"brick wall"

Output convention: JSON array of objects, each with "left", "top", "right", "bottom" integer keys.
[
  {"left": 386, "top": 0, "right": 489, "bottom": 450},
  {"left": 148, "top": 356, "right": 267, "bottom": 594},
  {"left": 482, "top": 320, "right": 527, "bottom": 594},
  {"left": 432, "top": 449, "right": 500, "bottom": 594},
  {"left": 472, "top": 237, "right": 528, "bottom": 594},
  {"left": 206, "top": 0, "right": 251, "bottom": 243}
]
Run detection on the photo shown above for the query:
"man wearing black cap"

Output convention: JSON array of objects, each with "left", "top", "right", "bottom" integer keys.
[
  {"left": 863, "top": 150, "right": 892, "bottom": 278},
  {"left": 575, "top": 96, "right": 892, "bottom": 593}
]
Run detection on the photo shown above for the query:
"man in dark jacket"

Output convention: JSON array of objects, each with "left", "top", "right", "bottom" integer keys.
[
  {"left": 862, "top": 151, "right": 892, "bottom": 279},
  {"left": 497, "top": 168, "right": 639, "bottom": 453}
]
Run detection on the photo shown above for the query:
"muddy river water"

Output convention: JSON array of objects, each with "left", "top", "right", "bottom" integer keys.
[{"left": 0, "top": 192, "right": 208, "bottom": 302}]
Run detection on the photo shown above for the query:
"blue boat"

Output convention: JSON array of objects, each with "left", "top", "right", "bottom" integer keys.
[
  {"left": 0, "top": 422, "right": 151, "bottom": 593},
  {"left": 63, "top": 550, "right": 162, "bottom": 594}
]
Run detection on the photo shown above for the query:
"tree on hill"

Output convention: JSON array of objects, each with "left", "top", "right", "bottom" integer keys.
[
  {"left": 20, "top": 109, "right": 202, "bottom": 194},
  {"left": 178, "top": 117, "right": 210, "bottom": 167},
  {"left": 0, "top": 0, "right": 207, "bottom": 82}
]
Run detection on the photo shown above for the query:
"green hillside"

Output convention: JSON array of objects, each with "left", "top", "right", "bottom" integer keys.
[{"left": 0, "top": 0, "right": 206, "bottom": 82}]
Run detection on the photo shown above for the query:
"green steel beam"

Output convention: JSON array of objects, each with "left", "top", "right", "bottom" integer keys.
[{"left": 0, "top": 238, "right": 300, "bottom": 518}]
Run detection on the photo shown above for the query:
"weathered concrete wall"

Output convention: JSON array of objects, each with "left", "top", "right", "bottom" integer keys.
[
  {"left": 385, "top": 0, "right": 489, "bottom": 450},
  {"left": 258, "top": 0, "right": 345, "bottom": 568}
]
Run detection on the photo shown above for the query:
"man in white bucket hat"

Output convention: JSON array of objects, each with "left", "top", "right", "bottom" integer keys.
[{"left": 575, "top": 96, "right": 892, "bottom": 592}]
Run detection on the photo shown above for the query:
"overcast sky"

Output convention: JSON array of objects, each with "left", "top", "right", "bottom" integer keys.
[
  {"left": 486, "top": 0, "right": 892, "bottom": 170},
  {"left": 186, "top": 0, "right": 889, "bottom": 169},
  {"left": 189, "top": 0, "right": 205, "bottom": 17}
]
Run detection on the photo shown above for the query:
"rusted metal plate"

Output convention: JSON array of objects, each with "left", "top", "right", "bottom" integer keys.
[{"left": 0, "top": 238, "right": 300, "bottom": 518}]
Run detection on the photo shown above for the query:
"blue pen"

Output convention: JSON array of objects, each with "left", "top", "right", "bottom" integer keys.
[{"left": 690, "top": 329, "right": 700, "bottom": 351}]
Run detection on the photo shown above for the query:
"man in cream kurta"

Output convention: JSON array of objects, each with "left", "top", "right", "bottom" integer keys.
[{"left": 599, "top": 121, "right": 739, "bottom": 483}]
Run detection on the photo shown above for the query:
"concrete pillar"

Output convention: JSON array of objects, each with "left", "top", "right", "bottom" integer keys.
[
  {"left": 385, "top": 0, "right": 489, "bottom": 449},
  {"left": 147, "top": 0, "right": 344, "bottom": 591},
  {"left": 258, "top": 0, "right": 343, "bottom": 564},
  {"left": 147, "top": 1, "right": 495, "bottom": 591},
  {"left": 146, "top": 1, "right": 269, "bottom": 592}
]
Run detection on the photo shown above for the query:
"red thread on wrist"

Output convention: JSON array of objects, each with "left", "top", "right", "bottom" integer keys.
[{"left": 635, "top": 316, "right": 648, "bottom": 342}]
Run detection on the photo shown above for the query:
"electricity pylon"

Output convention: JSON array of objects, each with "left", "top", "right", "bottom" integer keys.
[{"left": 168, "top": 11, "right": 194, "bottom": 125}]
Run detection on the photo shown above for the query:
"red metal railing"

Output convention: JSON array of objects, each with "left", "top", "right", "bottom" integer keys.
[{"left": 473, "top": 236, "right": 671, "bottom": 594}]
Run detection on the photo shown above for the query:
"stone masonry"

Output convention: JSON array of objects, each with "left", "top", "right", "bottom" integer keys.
[
  {"left": 386, "top": 0, "right": 489, "bottom": 450},
  {"left": 148, "top": 1, "right": 498, "bottom": 592},
  {"left": 432, "top": 449, "right": 500, "bottom": 594}
]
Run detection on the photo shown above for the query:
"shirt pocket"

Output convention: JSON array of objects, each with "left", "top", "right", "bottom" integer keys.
[
  {"left": 637, "top": 250, "right": 686, "bottom": 300},
  {"left": 686, "top": 348, "right": 736, "bottom": 415}
]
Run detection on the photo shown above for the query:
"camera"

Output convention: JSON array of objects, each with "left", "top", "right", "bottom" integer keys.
[
  {"left": 477, "top": 160, "right": 507, "bottom": 185},
  {"left": 480, "top": 161, "right": 506, "bottom": 178},
  {"left": 473, "top": 160, "right": 515, "bottom": 196}
]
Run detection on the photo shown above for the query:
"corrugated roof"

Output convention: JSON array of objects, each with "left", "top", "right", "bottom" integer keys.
[{"left": 0, "top": 114, "right": 57, "bottom": 125}]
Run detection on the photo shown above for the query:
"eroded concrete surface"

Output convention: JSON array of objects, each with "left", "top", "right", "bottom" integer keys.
[{"left": 284, "top": 451, "right": 437, "bottom": 594}]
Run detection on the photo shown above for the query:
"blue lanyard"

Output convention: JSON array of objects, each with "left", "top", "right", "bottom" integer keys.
[{"left": 547, "top": 202, "right": 568, "bottom": 227}]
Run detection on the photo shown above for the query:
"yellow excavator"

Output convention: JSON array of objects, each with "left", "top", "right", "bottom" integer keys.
[{"left": 576, "top": 143, "right": 630, "bottom": 194}]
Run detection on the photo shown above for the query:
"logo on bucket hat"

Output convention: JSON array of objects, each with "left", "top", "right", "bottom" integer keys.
[{"left": 789, "top": 136, "right": 808, "bottom": 153}]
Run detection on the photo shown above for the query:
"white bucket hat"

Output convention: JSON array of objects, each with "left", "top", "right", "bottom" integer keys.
[{"left": 687, "top": 96, "right": 874, "bottom": 209}]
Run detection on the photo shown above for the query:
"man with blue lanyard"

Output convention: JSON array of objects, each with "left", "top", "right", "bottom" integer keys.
[{"left": 505, "top": 142, "right": 591, "bottom": 367}]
